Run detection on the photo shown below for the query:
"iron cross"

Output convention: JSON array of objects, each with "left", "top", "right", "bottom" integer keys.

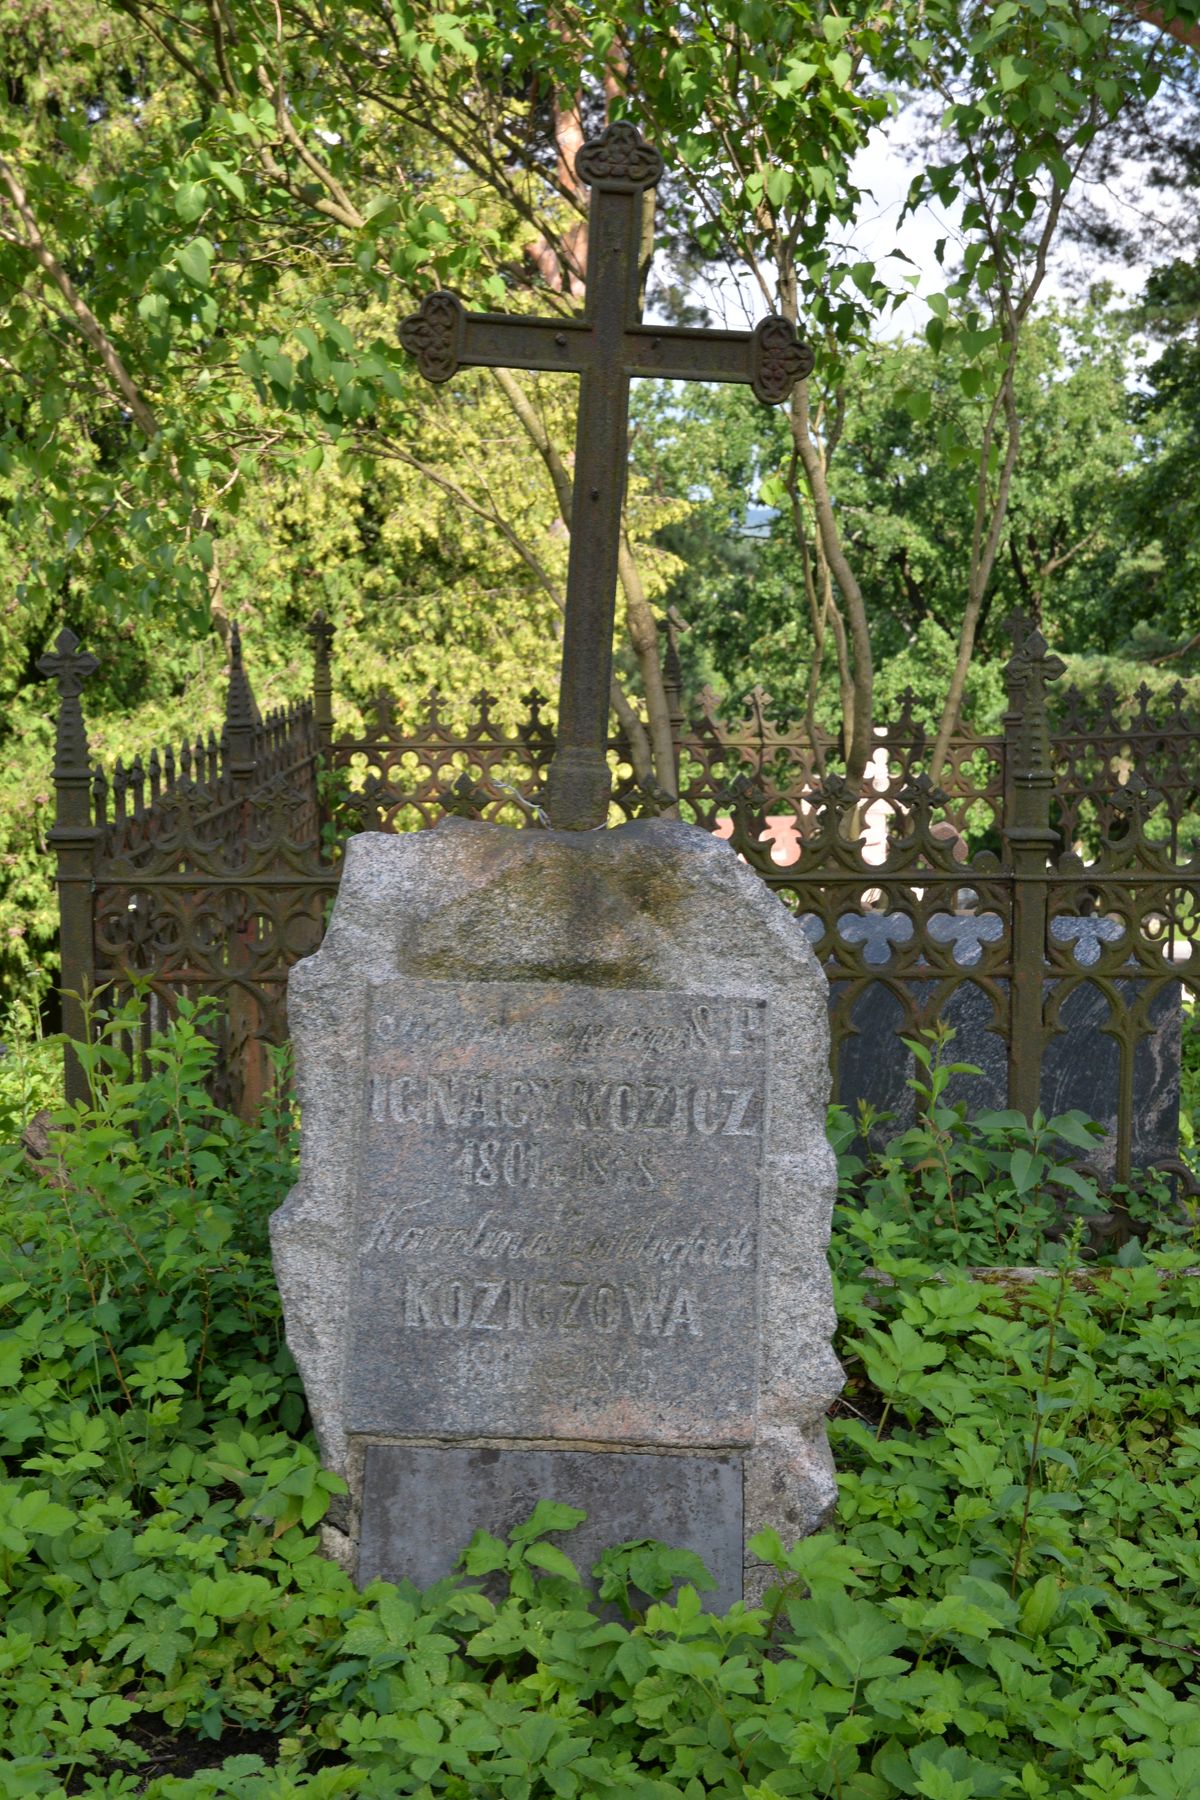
[{"left": 399, "top": 121, "right": 814, "bottom": 830}]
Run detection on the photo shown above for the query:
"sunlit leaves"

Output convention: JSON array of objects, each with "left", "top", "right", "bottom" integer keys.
[
  {"left": 173, "top": 180, "right": 208, "bottom": 223},
  {"left": 173, "top": 237, "right": 214, "bottom": 288}
]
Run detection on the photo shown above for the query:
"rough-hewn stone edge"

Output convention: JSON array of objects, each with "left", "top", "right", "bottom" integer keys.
[{"left": 270, "top": 818, "right": 843, "bottom": 1578}]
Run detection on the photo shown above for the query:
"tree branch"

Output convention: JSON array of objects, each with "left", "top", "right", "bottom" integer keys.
[
  {"left": 260, "top": 0, "right": 365, "bottom": 231},
  {"left": 788, "top": 377, "right": 874, "bottom": 780},
  {"left": 0, "top": 158, "right": 159, "bottom": 438},
  {"left": 371, "top": 431, "right": 654, "bottom": 784},
  {"left": 111, "top": 0, "right": 221, "bottom": 98},
  {"left": 1123, "top": 2, "right": 1200, "bottom": 53}
]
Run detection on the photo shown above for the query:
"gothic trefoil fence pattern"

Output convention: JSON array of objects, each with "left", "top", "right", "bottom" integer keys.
[{"left": 41, "top": 611, "right": 1200, "bottom": 1184}]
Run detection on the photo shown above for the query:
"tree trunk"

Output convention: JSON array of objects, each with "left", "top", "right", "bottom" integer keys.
[
  {"left": 930, "top": 359, "right": 1021, "bottom": 781},
  {"left": 787, "top": 382, "right": 873, "bottom": 779},
  {"left": 491, "top": 369, "right": 663, "bottom": 795},
  {"left": 617, "top": 536, "right": 678, "bottom": 807}
]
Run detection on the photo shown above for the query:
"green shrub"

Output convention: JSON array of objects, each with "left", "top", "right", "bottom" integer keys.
[
  {"left": 832, "top": 1026, "right": 1197, "bottom": 1268},
  {"left": 0, "top": 1007, "right": 1198, "bottom": 1798},
  {"left": 0, "top": 990, "right": 61, "bottom": 1142},
  {"left": 1179, "top": 987, "right": 1200, "bottom": 1160}
]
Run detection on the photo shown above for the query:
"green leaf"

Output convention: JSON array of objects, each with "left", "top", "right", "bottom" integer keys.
[
  {"left": 175, "top": 238, "right": 214, "bottom": 289},
  {"left": 1019, "top": 1573, "right": 1061, "bottom": 1638},
  {"left": 775, "top": 60, "right": 819, "bottom": 94},
  {"left": 0, "top": 1339, "right": 23, "bottom": 1386},
  {"left": 461, "top": 1529, "right": 508, "bottom": 1574},
  {"left": 1009, "top": 1147, "right": 1039, "bottom": 1194},
  {"left": 264, "top": 354, "right": 294, "bottom": 393},
  {"left": 174, "top": 182, "right": 208, "bottom": 223},
  {"left": 14, "top": 1490, "right": 75, "bottom": 1537},
  {"left": 1046, "top": 1111, "right": 1102, "bottom": 1151},
  {"left": 524, "top": 1542, "right": 581, "bottom": 1581},
  {"left": 510, "top": 1500, "right": 587, "bottom": 1543},
  {"left": 210, "top": 164, "right": 246, "bottom": 203}
]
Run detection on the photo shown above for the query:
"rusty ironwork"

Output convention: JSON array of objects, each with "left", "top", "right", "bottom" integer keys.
[
  {"left": 42, "top": 610, "right": 1200, "bottom": 1183},
  {"left": 37, "top": 628, "right": 100, "bottom": 1102},
  {"left": 398, "top": 121, "right": 813, "bottom": 832},
  {"left": 42, "top": 625, "right": 330, "bottom": 1114}
]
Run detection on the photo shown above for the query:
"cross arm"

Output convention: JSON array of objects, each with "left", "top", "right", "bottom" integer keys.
[
  {"left": 623, "top": 318, "right": 814, "bottom": 403},
  {"left": 398, "top": 293, "right": 814, "bottom": 404},
  {"left": 38, "top": 627, "right": 99, "bottom": 695},
  {"left": 399, "top": 290, "right": 592, "bottom": 382}
]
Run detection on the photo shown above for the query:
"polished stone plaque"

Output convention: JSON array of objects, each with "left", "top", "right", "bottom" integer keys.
[{"left": 345, "top": 981, "right": 768, "bottom": 1446}]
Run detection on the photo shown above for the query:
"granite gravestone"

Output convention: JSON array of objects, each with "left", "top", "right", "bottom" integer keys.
[
  {"left": 271, "top": 819, "right": 841, "bottom": 1602},
  {"left": 832, "top": 910, "right": 1180, "bottom": 1180}
]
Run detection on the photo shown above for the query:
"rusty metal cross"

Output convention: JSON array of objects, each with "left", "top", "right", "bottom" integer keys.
[
  {"left": 399, "top": 121, "right": 813, "bottom": 830},
  {"left": 38, "top": 628, "right": 100, "bottom": 780},
  {"left": 38, "top": 627, "right": 99, "bottom": 699}
]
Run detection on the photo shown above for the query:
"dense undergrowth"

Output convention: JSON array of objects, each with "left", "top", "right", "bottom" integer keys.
[{"left": 1, "top": 1007, "right": 1198, "bottom": 1799}]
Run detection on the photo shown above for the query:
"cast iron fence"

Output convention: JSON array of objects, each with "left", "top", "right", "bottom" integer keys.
[{"left": 40, "top": 611, "right": 1200, "bottom": 1182}]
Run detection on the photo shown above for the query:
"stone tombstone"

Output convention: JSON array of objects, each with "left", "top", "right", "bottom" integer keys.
[
  {"left": 271, "top": 818, "right": 840, "bottom": 1602},
  {"left": 835, "top": 909, "right": 1181, "bottom": 1182}
]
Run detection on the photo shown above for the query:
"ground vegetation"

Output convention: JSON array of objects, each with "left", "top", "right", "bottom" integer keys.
[{"left": 1, "top": 1010, "right": 1198, "bottom": 1797}]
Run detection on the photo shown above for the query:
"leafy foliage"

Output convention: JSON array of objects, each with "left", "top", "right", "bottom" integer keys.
[
  {"left": 0, "top": 990, "right": 59, "bottom": 1141},
  {"left": 633, "top": 300, "right": 1166, "bottom": 735},
  {"left": 829, "top": 1025, "right": 1196, "bottom": 1270},
  {"left": 1, "top": 1006, "right": 1199, "bottom": 1795},
  {"left": 4, "top": 4, "right": 1200, "bottom": 1007}
]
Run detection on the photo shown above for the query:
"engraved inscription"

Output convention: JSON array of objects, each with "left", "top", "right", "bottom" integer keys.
[
  {"left": 345, "top": 982, "right": 767, "bottom": 1446},
  {"left": 368, "top": 1073, "right": 762, "bottom": 1140},
  {"left": 366, "top": 1206, "right": 756, "bottom": 1266},
  {"left": 400, "top": 1276, "right": 702, "bottom": 1337}
]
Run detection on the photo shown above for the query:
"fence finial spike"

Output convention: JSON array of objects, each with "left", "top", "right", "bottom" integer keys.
[
  {"left": 308, "top": 609, "right": 335, "bottom": 757},
  {"left": 223, "top": 618, "right": 262, "bottom": 791},
  {"left": 225, "top": 619, "right": 261, "bottom": 733}
]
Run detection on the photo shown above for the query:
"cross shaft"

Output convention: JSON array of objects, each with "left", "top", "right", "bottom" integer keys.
[{"left": 400, "top": 122, "right": 813, "bottom": 829}]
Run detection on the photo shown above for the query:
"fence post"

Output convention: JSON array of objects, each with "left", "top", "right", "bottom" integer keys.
[
  {"left": 1002, "top": 611, "right": 1064, "bottom": 1119},
  {"left": 658, "top": 608, "right": 686, "bottom": 803},
  {"left": 224, "top": 621, "right": 261, "bottom": 795},
  {"left": 38, "top": 629, "right": 100, "bottom": 1105},
  {"left": 308, "top": 609, "right": 335, "bottom": 758},
  {"left": 307, "top": 609, "right": 335, "bottom": 849}
]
